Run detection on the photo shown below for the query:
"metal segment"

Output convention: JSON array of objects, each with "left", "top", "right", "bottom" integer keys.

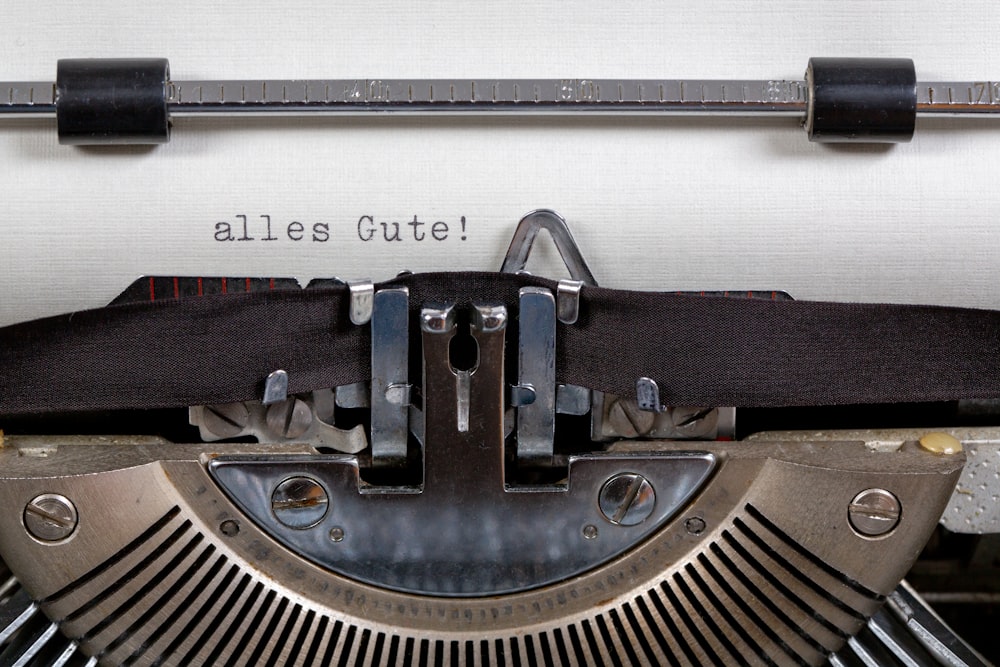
[
  {"left": 917, "top": 81, "right": 1000, "bottom": 115},
  {"left": 10, "top": 621, "right": 59, "bottom": 667},
  {"left": 0, "top": 593, "right": 35, "bottom": 645},
  {"left": 162, "top": 78, "right": 809, "bottom": 116},
  {"left": 0, "top": 82, "right": 55, "bottom": 117},
  {"left": 160, "top": 78, "right": 1000, "bottom": 117},
  {"left": 3, "top": 77, "right": 1000, "bottom": 118},
  {"left": 515, "top": 287, "right": 557, "bottom": 465},
  {"left": 834, "top": 581, "right": 990, "bottom": 667},
  {"left": 371, "top": 288, "right": 411, "bottom": 467}
]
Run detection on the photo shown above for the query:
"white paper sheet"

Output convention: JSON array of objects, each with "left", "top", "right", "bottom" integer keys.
[{"left": 1, "top": 1, "right": 999, "bottom": 327}]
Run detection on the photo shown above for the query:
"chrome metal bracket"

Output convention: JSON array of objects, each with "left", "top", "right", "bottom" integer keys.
[
  {"left": 513, "top": 287, "right": 557, "bottom": 465},
  {"left": 499, "top": 209, "right": 597, "bottom": 286},
  {"left": 501, "top": 210, "right": 596, "bottom": 442},
  {"left": 261, "top": 369, "right": 289, "bottom": 405},
  {"left": 346, "top": 279, "right": 375, "bottom": 325},
  {"left": 369, "top": 287, "right": 411, "bottom": 467}
]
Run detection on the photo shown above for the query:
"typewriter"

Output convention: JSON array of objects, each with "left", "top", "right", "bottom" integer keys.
[{"left": 0, "top": 11, "right": 998, "bottom": 666}]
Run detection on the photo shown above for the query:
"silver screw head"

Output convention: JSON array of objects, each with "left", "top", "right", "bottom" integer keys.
[
  {"left": 24, "top": 493, "right": 78, "bottom": 542},
  {"left": 202, "top": 402, "right": 250, "bottom": 439},
  {"left": 848, "top": 488, "right": 901, "bottom": 537},
  {"left": 599, "top": 473, "right": 656, "bottom": 526},
  {"left": 265, "top": 398, "right": 313, "bottom": 439},
  {"left": 271, "top": 476, "right": 329, "bottom": 529}
]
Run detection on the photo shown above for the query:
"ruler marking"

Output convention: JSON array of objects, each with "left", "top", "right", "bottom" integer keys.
[{"left": 11, "top": 74, "right": 1000, "bottom": 117}]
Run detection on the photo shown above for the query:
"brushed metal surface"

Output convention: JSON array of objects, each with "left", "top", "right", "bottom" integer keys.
[{"left": 0, "top": 435, "right": 962, "bottom": 665}]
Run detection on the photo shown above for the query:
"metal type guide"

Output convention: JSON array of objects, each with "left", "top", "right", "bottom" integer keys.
[
  {"left": 0, "top": 57, "right": 999, "bottom": 144},
  {"left": 0, "top": 56, "right": 998, "bottom": 667}
]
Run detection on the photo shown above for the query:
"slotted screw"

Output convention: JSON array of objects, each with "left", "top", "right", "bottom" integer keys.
[
  {"left": 24, "top": 493, "right": 78, "bottom": 541},
  {"left": 265, "top": 398, "right": 313, "bottom": 439},
  {"left": 201, "top": 402, "right": 250, "bottom": 439},
  {"left": 599, "top": 473, "right": 656, "bottom": 526},
  {"left": 848, "top": 488, "right": 901, "bottom": 537},
  {"left": 271, "top": 476, "right": 329, "bottom": 529}
]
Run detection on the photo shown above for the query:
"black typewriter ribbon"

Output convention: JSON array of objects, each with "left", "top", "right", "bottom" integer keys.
[{"left": 2, "top": 271, "right": 999, "bottom": 415}]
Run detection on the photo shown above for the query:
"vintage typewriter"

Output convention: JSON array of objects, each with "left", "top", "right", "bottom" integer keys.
[{"left": 0, "top": 54, "right": 996, "bottom": 666}]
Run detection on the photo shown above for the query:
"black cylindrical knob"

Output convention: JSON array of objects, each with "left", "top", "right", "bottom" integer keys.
[
  {"left": 56, "top": 58, "right": 170, "bottom": 145},
  {"left": 806, "top": 57, "right": 916, "bottom": 143}
]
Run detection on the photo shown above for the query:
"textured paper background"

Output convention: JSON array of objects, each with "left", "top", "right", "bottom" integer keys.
[{"left": 1, "top": 1, "right": 999, "bottom": 327}]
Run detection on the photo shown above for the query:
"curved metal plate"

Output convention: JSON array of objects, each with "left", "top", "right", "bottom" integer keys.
[
  {"left": 209, "top": 451, "right": 716, "bottom": 596},
  {"left": 0, "top": 437, "right": 965, "bottom": 665}
]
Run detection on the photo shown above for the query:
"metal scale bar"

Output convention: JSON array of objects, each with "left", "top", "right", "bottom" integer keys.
[
  {"left": 3, "top": 78, "right": 1000, "bottom": 117},
  {"left": 0, "top": 57, "right": 997, "bottom": 144}
]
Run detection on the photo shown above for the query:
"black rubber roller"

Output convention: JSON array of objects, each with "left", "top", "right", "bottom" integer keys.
[
  {"left": 56, "top": 58, "right": 170, "bottom": 145},
  {"left": 806, "top": 58, "right": 916, "bottom": 143}
]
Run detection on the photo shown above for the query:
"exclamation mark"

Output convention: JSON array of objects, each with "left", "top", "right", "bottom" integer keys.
[{"left": 460, "top": 216, "right": 467, "bottom": 241}]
